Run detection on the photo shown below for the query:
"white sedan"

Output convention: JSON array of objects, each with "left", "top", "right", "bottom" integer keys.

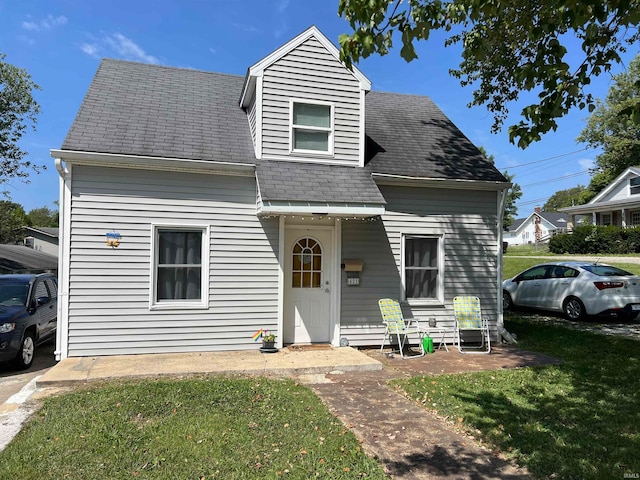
[{"left": 502, "top": 262, "right": 640, "bottom": 320}]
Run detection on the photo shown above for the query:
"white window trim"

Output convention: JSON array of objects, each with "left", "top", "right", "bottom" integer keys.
[
  {"left": 630, "top": 177, "right": 640, "bottom": 196},
  {"left": 150, "top": 223, "right": 210, "bottom": 310},
  {"left": 289, "top": 99, "right": 334, "bottom": 156},
  {"left": 600, "top": 212, "right": 612, "bottom": 226},
  {"left": 401, "top": 234, "right": 445, "bottom": 305},
  {"left": 631, "top": 211, "right": 640, "bottom": 226}
]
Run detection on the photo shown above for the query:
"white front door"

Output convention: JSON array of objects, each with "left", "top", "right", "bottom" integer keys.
[{"left": 284, "top": 228, "right": 333, "bottom": 344}]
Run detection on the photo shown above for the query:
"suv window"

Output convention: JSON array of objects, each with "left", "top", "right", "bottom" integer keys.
[
  {"left": 45, "top": 278, "right": 58, "bottom": 299},
  {"left": 34, "top": 280, "right": 50, "bottom": 303}
]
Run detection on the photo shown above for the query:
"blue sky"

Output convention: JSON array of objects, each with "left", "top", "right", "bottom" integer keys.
[{"left": 1, "top": 0, "right": 638, "bottom": 217}]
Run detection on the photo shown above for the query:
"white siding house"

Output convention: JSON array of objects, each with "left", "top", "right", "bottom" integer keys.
[
  {"left": 52, "top": 26, "right": 509, "bottom": 359},
  {"left": 561, "top": 166, "right": 640, "bottom": 229},
  {"left": 504, "top": 208, "right": 568, "bottom": 246}
]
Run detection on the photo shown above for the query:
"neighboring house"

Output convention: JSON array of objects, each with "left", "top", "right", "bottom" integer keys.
[
  {"left": 504, "top": 207, "right": 569, "bottom": 245},
  {"left": 23, "top": 227, "right": 59, "bottom": 257},
  {"left": 0, "top": 244, "right": 58, "bottom": 274},
  {"left": 561, "top": 166, "right": 640, "bottom": 229},
  {"left": 51, "top": 26, "right": 509, "bottom": 360}
]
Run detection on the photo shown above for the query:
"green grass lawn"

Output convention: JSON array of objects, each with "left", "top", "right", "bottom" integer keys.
[
  {"left": 393, "top": 314, "right": 640, "bottom": 479},
  {"left": 0, "top": 377, "right": 387, "bottom": 480}
]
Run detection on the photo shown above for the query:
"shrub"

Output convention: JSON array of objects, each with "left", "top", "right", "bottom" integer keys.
[{"left": 549, "top": 225, "right": 640, "bottom": 254}]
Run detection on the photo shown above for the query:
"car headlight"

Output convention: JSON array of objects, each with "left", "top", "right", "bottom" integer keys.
[{"left": 0, "top": 323, "right": 16, "bottom": 333}]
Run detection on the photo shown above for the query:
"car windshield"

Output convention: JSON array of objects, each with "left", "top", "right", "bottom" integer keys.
[
  {"left": 581, "top": 265, "right": 634, "bottom": 277},
  {"left": 0, "top": 283, "right": 30, "bottom": 306}
]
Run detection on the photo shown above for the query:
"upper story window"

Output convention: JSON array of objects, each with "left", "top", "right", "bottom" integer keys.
[
  {"left": 630, "top": 177, "right": 640, "bottom": 195},
  {"left": 290, "top": 101, "right": 333, "bottom": 155}
]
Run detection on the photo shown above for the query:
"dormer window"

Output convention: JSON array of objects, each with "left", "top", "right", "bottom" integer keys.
[
  {"left": 290, "top": 101, "right": 333, "bottom": 155},
  {"left": 630, "top": 177, "right": 640, "bottom": 195}
]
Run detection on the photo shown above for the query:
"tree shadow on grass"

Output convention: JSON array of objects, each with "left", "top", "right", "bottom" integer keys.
[{"left": 435, "top": 320, "right": 640, "bottom": 479}]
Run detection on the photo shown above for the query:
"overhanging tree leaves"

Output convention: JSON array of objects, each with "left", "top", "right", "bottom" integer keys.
[
  {"left": 543, "top": 185, "right": 588, "bottom": 211},
  {"left": 0, "top": 53, "right": 42, "bottom": 194},
  {"left": 578, "top": 52, "right": 640, "bottom": 195},
  {"left": 27, "top": 205, "right": 59, "bottom": 227},
  {"left": 0, "top": 201, "right": 29, "bottom": 244},
  {"left": 338, "top": 0, "right": 640, "bottom": 148}
]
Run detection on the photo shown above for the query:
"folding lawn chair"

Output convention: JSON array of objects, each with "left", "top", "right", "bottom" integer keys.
[
  {"left": 379, "top": 298, "right": 424, "bottom": 359},
  {"left": 453, "top": 295, "right": 491, "bottom": 354}
]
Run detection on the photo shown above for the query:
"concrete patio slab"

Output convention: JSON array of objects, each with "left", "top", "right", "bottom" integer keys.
[{"left": 36, "top": 346, "right": 382, "bottom": 387}]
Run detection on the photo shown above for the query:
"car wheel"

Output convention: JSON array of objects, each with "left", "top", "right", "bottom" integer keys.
[
  {"left": 14, "top": 332, "right": 35, "bottom": 370},
  {"left": 503, "top": 291, "right": 513, "bottom": 311},
  {"left": 563, "top": 297, "right": 586, "bottom": 321}
]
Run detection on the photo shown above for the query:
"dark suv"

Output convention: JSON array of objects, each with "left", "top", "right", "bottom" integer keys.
[{"left": 0, "top": 273, "right": 57, "bottom": 369}]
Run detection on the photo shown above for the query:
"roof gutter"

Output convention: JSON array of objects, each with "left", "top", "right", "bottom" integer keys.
[
  {"left": 372, "top": 173, "right": 511, "bottom": 191},
  {"left": 50, "top": 149, "right": 256, "bottom": 176},
  {"left": 54, "top": 158, "right": 69, "bottom": 361}
]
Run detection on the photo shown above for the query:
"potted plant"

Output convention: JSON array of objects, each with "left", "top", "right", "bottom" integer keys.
[{"left": 262, "top": 331, "right": 277, "bottom": 350}]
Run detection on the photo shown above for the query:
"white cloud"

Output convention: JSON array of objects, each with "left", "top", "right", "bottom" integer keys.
[
  {"left": 80, "top": 33, "right": 160, "bottom": 64},
  {"left": 231, "top": 22, "right": 258, "bottom": 33},
  {"left": 80, "top": 43, "right": 101, "bottom": 58},
  {"left": 209, "top": 47, "right": 217, "bottom": 54},
  {"left": 22, "top": 14, "right": 67, "bottom": 32},
  {"left": 276, "top": 0, "right": 290, "bottom": 13},
  {"left": 105, "top": 33, "right": 160, "bottom": 64}
]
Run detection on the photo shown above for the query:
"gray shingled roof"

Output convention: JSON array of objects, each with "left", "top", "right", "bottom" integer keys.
[
  {"left": 61, "top": 59, "right": 506, "bottom": 204},
  {"left": 0, "top": 245, "right": 58, "bottom": 274},
  {"left": 257, "top": 161, "right": 386, "bottom": 204},
  {"left": 62, "top": 60, "right": 255, "bottom": 163},
  {"left": 363, "top": 91, "right": 505, "bottom": 182},
  {"left": 508, "top": 211, "right": 568, "bottom": 231},
  {"left": 25, "top": 227, "right": 59, "bottom": 238}
]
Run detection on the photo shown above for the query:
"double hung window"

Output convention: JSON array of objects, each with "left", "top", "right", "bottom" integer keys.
[
  {"left": 291, "top": 101, "right": 333, "bottom": 154},
  {"left": 152, "top": 226, "right": 208, "bottom": 308},
  {"left": 403, "top": 235, "right": 443, "bottom": 302}
]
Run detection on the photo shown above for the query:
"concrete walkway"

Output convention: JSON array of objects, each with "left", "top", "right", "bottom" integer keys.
[
  {"left": 36, "top": 345, "right": 381, "bottom": 387},
  {"left": 5, "top": 345, "right": 562, "bottom": 478}
]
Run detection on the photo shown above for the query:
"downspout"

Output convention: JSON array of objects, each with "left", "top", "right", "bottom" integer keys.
[
  {"left": 497, "top": 186, "right": 517, "bottom": 344},
  {"left": 54, "top": 158, "right": 70, "bottom": 361}
]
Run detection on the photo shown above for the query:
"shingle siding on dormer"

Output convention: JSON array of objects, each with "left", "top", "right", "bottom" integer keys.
[{"left": 260, "top": 36, "right": 362, "bottom": 165}]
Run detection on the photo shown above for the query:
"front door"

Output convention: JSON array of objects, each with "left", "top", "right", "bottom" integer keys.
[{"left": 284, "top": 228, "right": 333, "bottom": 344}]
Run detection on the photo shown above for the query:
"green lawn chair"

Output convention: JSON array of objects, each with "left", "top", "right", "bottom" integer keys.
[
  {"left": 453, "top": 296, "right": 491, "bottom": 354},
  {"left": 379, "top": 298, "right": 424, "bottom": 359}
]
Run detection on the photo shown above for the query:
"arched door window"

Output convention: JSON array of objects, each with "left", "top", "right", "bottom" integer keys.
[{"left": 292, "top": 237, "right": 322, "bottom": 288}]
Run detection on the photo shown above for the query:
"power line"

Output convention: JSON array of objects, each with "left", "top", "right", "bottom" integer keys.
[
  {"left": 520, "top": 170, "right": 589, "bottom": 188},
  {"left": 497, "top": 147, "right": 589, "bottom": 170},
  {"left": 516, "top": 197, "right": 551, "bottom": 208}
]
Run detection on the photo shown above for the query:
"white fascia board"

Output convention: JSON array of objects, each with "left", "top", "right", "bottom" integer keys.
[
  {"left": 372, "top": 173, "right": 511, "bottom": 191},
  {"left": 358, "top": 89, "right": 366, "bottom": 167},
  {"left": 240, "top": 26, "right": 371, "bottom": 107},
  {"left": 589, "top": 166, "right": 640, "bottom": 204},
  {"left": 258, "top": 201, "right": 385, "bottom": 216},
  {"left": 561, "top": 197, "right": 640, "bottom": 213},
  {"left": 50, "top": 149, "right": 256, "bottom": 176}
]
